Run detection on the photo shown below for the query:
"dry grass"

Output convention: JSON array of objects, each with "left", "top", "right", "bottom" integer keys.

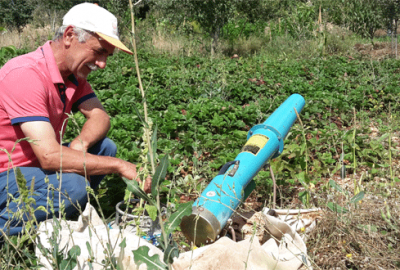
[
  {"left": 1, "top": 22, "right": 360, "bottom": 60},
  {"left": 221, "top": 36, "right": 267, "bottom": 57},
  {"left": 151, "top": 30, "right": 187, "bottom": 55},
  {"left": 0, "top": 24, "right": 53, "bottom": 50},
  {"left": 143, "top": 26, "right": 210, "bottom": 57},
  {"left": 307, "top": 181, "right": 400, "bottom": 269}
]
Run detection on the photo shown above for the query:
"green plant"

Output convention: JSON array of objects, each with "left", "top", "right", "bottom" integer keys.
[
  {"left": 0, "top": 45, "right": 17, "bottom": 65},
  {"left": 317, "top": 0, "right": 386, "bottom": 43},
  {"left": 123, "top": 155, "right": 192, "bottom": 268},
  {"left": 327, "top": 179, "right": 364, "bottom": 214},
  {"left": 0, "top": 0, "right": 34, "bottom": 33},
  {"left": 381, "top": 203, "right": 399, "bottom": 232},
  {"left": 280, "top": 2, "right": 318, "bottom": 40}
]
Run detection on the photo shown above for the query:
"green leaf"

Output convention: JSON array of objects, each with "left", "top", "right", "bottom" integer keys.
[
  {"left": 36, "top": 206, "right": 48, "bottom": 214},
  {"left": 163, "top": 240, "right": 180, "bottom": 264},
  {"left": 15, "top": 167, "right": 28, "bottom": 197},
  {"left": 151, "top": 124, "right": 158, "bottom": 161},
  {"left": 145, "top": 204, "right": 158, "bottom": 221},
  {"left": 86, "top": 241, "right": 93, "bottom": 257},
  {"left": 377, "top": 133, "right": 389, "bottom": 143},
  {"left": 151, "top": 154, "right": 169, "bottom": 198},
  {"left": 68, "top": 246, "right": 81, "bottom": 258},
  {"left": 165, "top": 202, "right": 192, "bottom": 236},
  {"left": 296, "top": 171, "right": 309, "bottom": 187},
  {"left": 329, "top": 179, "right": 343, "bottom": 193},
  {"left": 2, "top": 45, "right": 16, "bottom": 55},
  {"left": 350, "top": 191, "right": 364, "bottom": 204},
  {"left": 327, "top": 202, "right": 349, "bottom": 214},
  {"left": 298, "top": 191, "right": 310, "bottom": 206},
  {"left": 357, "top": 224, "right": 377, "bottom": 233},
  {"left": 132, "top": 102, "right": 149, "bottom": 129},
  {"left": 59, "top": 245, "right": 81, "bottom": 270},
  {"left": 123, "top": 178, "right": 155, "bottom": 205},
  {"left": 120, "top": 238, "right": 127, "bottom": 249},
  {"left": 132, "top": 246, "right": 168, "bottom": 270}
]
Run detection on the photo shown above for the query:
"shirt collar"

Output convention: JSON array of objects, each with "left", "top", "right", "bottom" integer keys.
[{"left": 41, "top": 41, "right": 79, "bottom": 87}]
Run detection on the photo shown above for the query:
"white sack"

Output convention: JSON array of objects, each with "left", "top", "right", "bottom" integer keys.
[{"left": 35, "top": 203, "right": 163, "bottom": 270}]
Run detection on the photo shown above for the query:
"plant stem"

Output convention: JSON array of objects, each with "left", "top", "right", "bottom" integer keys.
[
  {"left": 269, "top": 165, "right": 276, "bottom": 209},
  {"left": 389, "top": 104, "right": 393, "bottom": 181},
  {"left": 353, "top": 107, "right": 357, "bottom": 175},
  {"left": 294, "top": 107, "right": 308, "bottom": 175},
  {"left": 128, "top": 0, "right": 155, "bottom": 176},
  {"left": 128, "top": 4, "right": 169, "bottom": 267}
]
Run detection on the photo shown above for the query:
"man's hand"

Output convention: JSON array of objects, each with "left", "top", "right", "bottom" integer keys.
[
  {"left": 118, "top": 161, "right": 152, "bottom": 193},
  {"left": 143, "top": 176, "right": 152, "bottom": 194}
]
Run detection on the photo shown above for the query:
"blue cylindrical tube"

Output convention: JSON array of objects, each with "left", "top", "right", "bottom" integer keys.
[{"left": 181, "top": 94, "right": 306, "bottom": 246}]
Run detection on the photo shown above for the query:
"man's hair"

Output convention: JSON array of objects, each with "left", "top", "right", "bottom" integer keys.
[{"left": 53, "top": 25, "right": 94, "bottom": 43}]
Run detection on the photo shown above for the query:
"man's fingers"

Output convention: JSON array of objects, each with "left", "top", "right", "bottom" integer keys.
[{"left": 143, "top": 177, "right": 152, "bottom": 193}]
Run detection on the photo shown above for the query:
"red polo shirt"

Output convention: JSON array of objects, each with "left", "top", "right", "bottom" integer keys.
[{"left": 0, "top": 41, "right": 96, "bottom": 173}]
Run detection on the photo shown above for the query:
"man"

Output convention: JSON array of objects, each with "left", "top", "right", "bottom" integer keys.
[{"left": 0, "top": 3, "right": 149, "bottom": 236}]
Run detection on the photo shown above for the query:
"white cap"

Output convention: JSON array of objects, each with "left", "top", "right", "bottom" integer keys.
[{"left": 63, "top": 2, "right": 133, "bottom": 55}]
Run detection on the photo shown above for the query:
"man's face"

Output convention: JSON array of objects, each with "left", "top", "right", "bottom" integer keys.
[{"left": 68, "top": 34, "right": 115, "bottom": 79}]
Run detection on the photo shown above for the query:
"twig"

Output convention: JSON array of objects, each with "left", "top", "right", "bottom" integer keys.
[
  {"left": 133, "top": 0, "right": 143, "bottom": 6},
  {"left": 294, "top": 107, "right": 308, "bottom": 174},
  {"left": 269, "top": 165, "right": 277, "bottom": 209}
]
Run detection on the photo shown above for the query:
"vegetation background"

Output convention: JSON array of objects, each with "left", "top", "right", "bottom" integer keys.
[{"left": 1, "top": 0, "right": 400, "bottom": 269}]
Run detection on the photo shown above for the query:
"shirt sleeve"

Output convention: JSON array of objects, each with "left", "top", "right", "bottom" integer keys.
[
  {"left": 71, "top": 78, "right": 97, "bottom": 112},
  {"left": 0, "top": 67, "right": 50, "bottom": 125}
]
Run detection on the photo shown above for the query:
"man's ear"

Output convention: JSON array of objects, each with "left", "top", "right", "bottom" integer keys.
[{"left": 63, "top": 25, "right": 75, "bottom": 47}]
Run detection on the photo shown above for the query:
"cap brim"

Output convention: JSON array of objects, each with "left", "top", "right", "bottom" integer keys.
[{"left": 97, "top": 32, "right": 133, "bottom": 55}]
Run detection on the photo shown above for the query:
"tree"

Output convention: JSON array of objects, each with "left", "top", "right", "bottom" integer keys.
[
  {"left": 29, "top": 0, "right": 102, "bottom": 32},
  {"left": 154, "top": 0, "right": 235, "bottom": 55},
  {"left": 316, "top": 0, "right": 385, "bottom": 42},
  {"left": 381, "top": 0, "right": 400, "bottom": 57},
  {"left": 0, "top": 0, "right": 35, "bottom": 33},
  {"left": 381, "top": 0, "right": 400, "bottom": 33},
  {"left": 153, "top": 0, "right": 277, "bottom": 55},
  {"left": 347, "top": 0, "right": 385, "bottom": 41}
]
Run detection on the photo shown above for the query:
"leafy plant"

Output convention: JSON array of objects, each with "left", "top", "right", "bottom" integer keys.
[
  {"left": 0, "top": 45, "right": 17, "bottom": 66},
  {"left": 319, "top": 0, "right": 385, "bottom": 42},
  {"left": 123, "top": 155, "right": 192, "bottom": 267},
  {"left": 281, "top": 2, "right": 318, "bottom": 40},
  {"left": 0, "top": 0, "right": 34, "bottom": 33},
  {"left": 327, "top": 179, "right": 364, "bottom": 214},
  {"left": 132, "top": 245, "right": 167, "bottom": 270}
]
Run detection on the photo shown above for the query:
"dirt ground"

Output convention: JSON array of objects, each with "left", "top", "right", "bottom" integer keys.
[
  {"left": 353, "top": 27, "right": 400, "bottom": 60},
  {"left": 354, "top": 41, "right": 399, "bottom": 60}
]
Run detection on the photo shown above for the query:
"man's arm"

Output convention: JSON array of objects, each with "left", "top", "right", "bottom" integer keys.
[
  {"left": 20, "top": 121, "right": 138, "bottom": 180},
  {"left": 69, "top": 97, "right": 110, "bottom": 152}
]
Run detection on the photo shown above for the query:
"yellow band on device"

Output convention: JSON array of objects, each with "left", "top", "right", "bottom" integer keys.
[{"left": 242, "top": 134, "right": 269, "bottom": 155}]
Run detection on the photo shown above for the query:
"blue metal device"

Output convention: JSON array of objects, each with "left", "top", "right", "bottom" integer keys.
[{"left": 181, "top": 94, "right": 306, "bottom": 246}]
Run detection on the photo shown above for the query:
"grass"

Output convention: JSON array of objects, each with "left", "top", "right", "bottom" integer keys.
[
  {"left": 0, "top": 25, "right": 53, "bottom": 49},
  {"left": 307, "top": 180, "right": 400, "bottom": 269},
  {"left": 131, "top": 19, "right": 367, "bottom": 60}
]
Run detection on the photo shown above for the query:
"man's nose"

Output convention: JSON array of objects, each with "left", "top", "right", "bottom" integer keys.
[{"left": 95, "top": 56, "right": 107, "bottom": 69}]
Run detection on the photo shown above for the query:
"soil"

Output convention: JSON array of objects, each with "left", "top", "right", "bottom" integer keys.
[{"left": 354, "top": 41, "right": 398, "bottom": 60}]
